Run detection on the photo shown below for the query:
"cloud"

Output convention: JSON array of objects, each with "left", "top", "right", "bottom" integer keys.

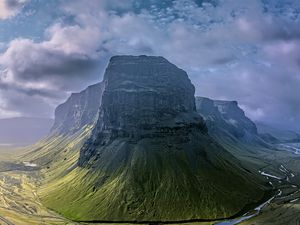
[
  {"left": 0, "top": 20, "right": 105, "bottom": 89},
  {"left": 0, "top": 0, "right": 300, "bottom": 131},
  {"left": 0, "top": 38, "right": 99, "bottom": 81},
  {"left": 0, "top": 0, "right": 29, "bottom": 20},
  {"left": 194, "top": 57, "right": 300, "bottom": 131},
  {"left": 0, "top": 87, "right": 56, "bottom": 118},
  {"left": 264, "top": 40, "right": 300, "bottom": 69},
  {"left": 0, "top": 19, "right": 104, "bottom": 118}
]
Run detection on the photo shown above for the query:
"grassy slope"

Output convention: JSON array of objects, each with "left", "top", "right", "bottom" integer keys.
[
  {"left": 0, "top": 145, "right": 76, "bottom": 224},
  {"left": 208, "top": 129, "right": 276, "bottom": 172},
  {"left": 1, "top": 122, "right": 297, "bottom": 224},
  {"left": 35, "top": 130, "right": 267, "bottom": 222},
  {"left": 206, "top": 130, "right": 300, "bottom": 225},
  {"left": 241, "top": 147, "right": 300, "bottom": 225}
]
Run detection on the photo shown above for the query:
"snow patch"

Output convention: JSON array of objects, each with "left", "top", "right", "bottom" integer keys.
[
  {"left": 277, "top": 189, "right": 282, "bottom": 196},
  {"left": 23, "top": 162, "right": 37, "bottom": 167},
  {"left": 225, "top": 118, "right": 238, "bottom": 127},
  {"left": 260, "top": 171, "right": 282, "bottom": 180},
  {"left": 290, "top": 198, "right": 299, "bottom": 203}
]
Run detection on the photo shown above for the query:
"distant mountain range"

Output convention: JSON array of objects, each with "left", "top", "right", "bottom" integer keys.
[
  {"left": 256, "top": 122, "right": 300, "bottom": 143},
  {"left": 0, "top": 117, "right": 53, "bottom": 147},
  {"left": 196, "top": 97, "right": 261, "bottom": 143}
]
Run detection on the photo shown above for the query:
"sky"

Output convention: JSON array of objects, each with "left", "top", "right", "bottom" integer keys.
[{"left": 0, "top": 0, "right": 299, "bottom": 131}]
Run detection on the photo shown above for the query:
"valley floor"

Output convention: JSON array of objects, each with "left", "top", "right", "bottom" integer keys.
[
  {"left": 0, "top": 146, "right": 299, "bottom": 225},
  {"left": 0, "top": 166, "right": 74, "bottom": 224}
]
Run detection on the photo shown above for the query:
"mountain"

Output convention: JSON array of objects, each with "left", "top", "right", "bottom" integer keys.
[
  {"left": 51, "top": 82, "right": 105, "bottom": 135},
  {"left": 258, "top": 132, "right": 280, "bottom": 144},
  {"left": 195, "top": 97, "right": 269, "bottom": 146},
  {"left": 196, "top": 97, "right": 258, "bottom": 140},
  {"left": 37, "top": 56, "right": 267, "bottom": 222},
  {"left": 0, "top": 117, "right": 53, "bottom": 147},
  {"left": 23, "top": 82, "right": 105, "bottom": 167},
  {"left": 256, "top": 122, "right": 300, "bottom": 143},
  {"left": 195, "top": 97, "right": 273, "bottom": 172}
]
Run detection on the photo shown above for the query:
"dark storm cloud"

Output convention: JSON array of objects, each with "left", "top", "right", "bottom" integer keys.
[
  {"left": 212, "top": 56, "right": 237, "bottom": 65},
  {"left": 0, "top": 88, "right": 56, "bottom": 118},
  {"left": 267, "top": 24, "right": 300, "bottom": 41},
  {"left": 0, "top": 81, "right": 61, "bottom": 99},
  {"left": 12, "top": 52, "right": 98, "bottom": 81},
  {"left": 0, "top": 20, "right": 104, "bottom": 117},
  {"left": 5, "top": 0, "right": 22, "bottom": 8}
]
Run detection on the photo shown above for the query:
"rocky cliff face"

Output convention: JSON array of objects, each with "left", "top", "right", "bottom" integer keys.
[
  {"left": 196, "top": 97, "right": 258, "bottom": 140},
  {"left": 51, "top": 82, "right": 105, "bottom": 134},
  {"left": 79, "top": 55, "right": 206, "bottom": 165}
]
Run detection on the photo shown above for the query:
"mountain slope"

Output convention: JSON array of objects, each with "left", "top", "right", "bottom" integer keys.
[
  {"left": 38, "top": 56, "right": 267, "bottom": 222},
  {"left": 195, "top": 97, "right": 264, "bottom": 145},
  {"left": 20, "top": 82, "right": 105, "bottom": 168},
  {"left": 195, "top": 97, "right": 274, "bottom": 171}
]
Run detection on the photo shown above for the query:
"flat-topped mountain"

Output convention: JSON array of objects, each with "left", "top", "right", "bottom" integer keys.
[
  {"left": 195, "top": 97, "right": 272, "bottom": 176},
  {"left": 79, "top": 55, "right": 206, "bottom": 165},
  {"left": 196, "top": 97, "right": 265, "bottom": 146},
  {"left": 196, "top": 97, "right": 258, "bottom": 136},
  {"left": 40, "top": 56, "right": 266, "bottom": 222}
]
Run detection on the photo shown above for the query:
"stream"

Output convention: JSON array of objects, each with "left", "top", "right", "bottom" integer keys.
[
  {"left": 215, "top": 161, "right": 299, "bottom": 225},
  {"left": 214, "top": 195, "right": 276, "bottom": 225},
  {"left": 277, "top": 142, "right": 300, "bottom": 155}
]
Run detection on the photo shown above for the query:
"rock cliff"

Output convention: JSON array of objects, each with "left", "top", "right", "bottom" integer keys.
[
  {"left": 51, "top": 82, "right": 105, "bottom": 134},
  {"left": 196, "top": 97, "right": 260, "bottom": 142},
  {"left": 79, "top": 55, "right": 207, "bottom": 165}
]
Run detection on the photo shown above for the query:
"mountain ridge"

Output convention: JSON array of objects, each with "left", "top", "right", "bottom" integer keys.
[
  {"left": 51, "top": 82, "right": 105, "bottom": 135},
  {"left": 256, "top": 122, "right": 300, "bottom": 143},
  {"left": 36, "top": 55, "right": 267, "bottom": 222}
]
